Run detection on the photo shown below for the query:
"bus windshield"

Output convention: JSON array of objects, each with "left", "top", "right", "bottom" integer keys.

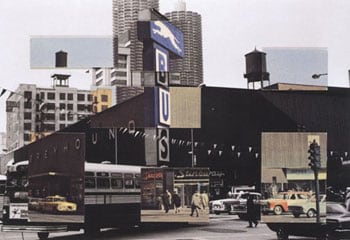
[{"left": 6, "top": 161, "right": 29, "bottom": 200}]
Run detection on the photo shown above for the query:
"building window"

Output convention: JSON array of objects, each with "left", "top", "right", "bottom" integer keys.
[
  {"left": 59, "top": 93, "right": 66, "bottom": 100},
  {"left": 67, "top": 104, "right": 73, "bottom": 111},
  {"left": 118, "top": 54, "right": 127, "bottom": 61},
  {"left": 112, "top": 71, "right": 127, "bottom": 77},
  {"left": 24, "top": 123, "right": 32, "bottom": 131},
  {"left": 67, "top": 113, "right": 73, "bottom": 121},
  {"left": 59, "top": 114, "right": 65, "bottom": 121},
  {"left": 45, "top": 124, "right": 55, "bottom": 131},
  {"left": 59, "top": 124, "right": 66, "bottom": 130},
  {"left": 44, "top": 113, "right": 55, "bottom": 121},
  {"left": 117, "top": 63, "right": 127, "bottom": 68},
  {"left": 24, "top": 112, "right": 32, "bottom": 120},
  {"left": 77, "top": 94, "right": 85, "bottom": 101},
  {"left": 101, "top": 105, "right": 108, "bottom": 111},
  {"left": 68, "top": 93, "right": 73, "bottom": 100},
  {"left": 40, "top": 92, "right": 45, "bottom": 100},
  {"left": 47, "top": 92, "right": 55, "bottom": 100},
  {"left": 24, "top": 91, "right": 32, "bottom": 100},
  {"left": 111, "top": 80, "right": 127, "bottom": 85},
  {"left": 101, "top": 95, "right": 108, "bottom": 102},
  {"left": 88, "top": 94, "right": 93, "bottom": 102},
  {"left": 24, "top": 134, "right": 31, "bottom": 141},
  {"left": 77, "top": 104, "right": 86, "bottom": 111},
  {"left": 59, "top": 103, "right": 66, "bottom": 110},
  {"left": 24, "top": 101, "right": 32, "bottom": 109},
  {"left": 86, "top": 105, "right": 93, "bottom": 112},
  {"left": 46, "top": 103, "right": 55, "bottom": 111},
  {"left": 96, "top": 72, "right": 103, "bottom": 79}
]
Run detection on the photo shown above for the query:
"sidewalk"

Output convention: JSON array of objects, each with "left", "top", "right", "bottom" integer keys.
[{"left": 141, "top": 208, "right": 209, "bottom": 223}]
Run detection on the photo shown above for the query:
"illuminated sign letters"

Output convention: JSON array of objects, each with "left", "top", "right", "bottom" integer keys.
[
  {"left": 159, "top": 88, "right": 170, "bottom": 126},
  {"left": 158, "top": 128, "right": 169, "bottom": 162}
]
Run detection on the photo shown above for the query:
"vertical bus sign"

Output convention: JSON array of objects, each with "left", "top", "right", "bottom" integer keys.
[
  {"left": 158, "top": 128, "right": 170, "bottom": 162},
  {"left": 158, "top": 88, "right": 170, "bottom": 126},
  {"left": 155, "top": 44, "right": 169, "bottom": 87}
]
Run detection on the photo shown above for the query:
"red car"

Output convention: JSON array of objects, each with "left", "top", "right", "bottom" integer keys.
[{"left": 261, "top": 191, "right": 311, "bottom": 215}]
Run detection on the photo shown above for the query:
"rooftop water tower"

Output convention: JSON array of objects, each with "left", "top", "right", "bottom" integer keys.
[
  {"left": 55, "top": 50, "right": 67, "bottom": 68},
  {"left": 244, "top": 48, "right": 270, "bottom": 89}
]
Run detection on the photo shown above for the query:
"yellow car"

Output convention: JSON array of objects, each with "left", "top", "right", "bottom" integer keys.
[{"left": 39, "top": 195, "right": 77, "bottom": 213}]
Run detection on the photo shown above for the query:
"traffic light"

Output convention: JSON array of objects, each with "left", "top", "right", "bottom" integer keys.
[{"left": 308, "top": 140, "right": 321, "bottom": 170}]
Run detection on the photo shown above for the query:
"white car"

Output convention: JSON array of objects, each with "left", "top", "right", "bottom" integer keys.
[
  {"left": 229, "top": 192, "right": 262, "bottom": 219},
  {"left": 209, "top": 192, "right": 250, "bottom": 215},
  {"left": 288, "top": 194, "right": 326, "bottom": 218}
]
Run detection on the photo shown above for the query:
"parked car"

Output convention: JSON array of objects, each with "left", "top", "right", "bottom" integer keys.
[
  {"left": 228, "top": 192, "right": 262, "bottom": 219},
  {"left": 266, "top": 202, "right": 350, "bottom": 240},
  {"left": 38, "top": 195, "right": 77, "bottom": 213},
  {"left": 326, "top": 202, "right": 350, "bottom": 239},
  {"left": 210, "top": 191, "right": 250, "bottom": 215},
  {"left": 261, "top": 191, "right": 311, "bottom": 215},
  {"left": 289, "top": 194, "right": 327, "bottom": 218}
]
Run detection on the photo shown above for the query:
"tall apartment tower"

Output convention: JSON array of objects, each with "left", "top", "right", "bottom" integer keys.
[
  {"left": 112, "top": 0, "right": 159, "bottom": 74},
  {"left": 165, "top": 2, "right": 203, "bottom": 86}
]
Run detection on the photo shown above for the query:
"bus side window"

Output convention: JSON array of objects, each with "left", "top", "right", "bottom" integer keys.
[
  {"left": 111, "top": 173, "right": 123, "bottom": 189},
  {"left": 124, "top": 173, "right": 134, "bottom": 189},
  {"left": 96, "top": 172, "right": 110, "bottom": 189},
  {"left": 85, "top": 172, "right": 96, "bottom": 189},
  {"left": 135, "top": 174, "right": 140, "bottom": 189}
]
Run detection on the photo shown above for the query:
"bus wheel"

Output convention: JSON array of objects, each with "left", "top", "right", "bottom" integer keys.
[
  {"left": 85, "top": 224, "right": 100, "bottom": 237},
  {"left": 37, "top": 232, "right": 49, "bottom": 240},
  {"left": 276, "top": 228, "right": 289, "bottom": 240}
]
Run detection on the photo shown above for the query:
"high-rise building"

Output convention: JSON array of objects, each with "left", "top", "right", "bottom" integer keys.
[
  {"left": 89, "top": 0, "right": 159, "bottom": 104},
  {"left": 165, "top": 2, "right": 203, "bottom": 86},
  {"left": 112, "top": 0, "right": 159, "bottom": 74},
  {"left": 6, "top": 75, "right": 95, "bottom": 150}
]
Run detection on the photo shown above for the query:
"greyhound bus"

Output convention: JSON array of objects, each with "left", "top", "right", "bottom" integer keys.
[
  {"left": 1, "top": 133, "right": 209, "bottom": 239},
  {"left": 1, "top": 160, "right": 142, "bottom": 239}
]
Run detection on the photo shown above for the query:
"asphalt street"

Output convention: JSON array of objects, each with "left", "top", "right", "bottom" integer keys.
[{"left": 0, "top": 214, "right": 320, "bottom": 240}]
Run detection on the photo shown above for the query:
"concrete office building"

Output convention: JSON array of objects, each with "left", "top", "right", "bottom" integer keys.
[
  {"left": 165, "top": 2, "right": 203, "bottom": 86},
  {"left": 91, "top": 45, "right": 131, "bottom": 87},
  {"left": 5, "top": 75, "right": 94, "bottom": 150}
]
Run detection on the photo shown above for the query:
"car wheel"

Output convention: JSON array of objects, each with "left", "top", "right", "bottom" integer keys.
[
  {"left": 292, "top": 213, "right": 300, "bottom": 218},
  {"left": 306, "top": 209, "right": 316, "bottom": 218},
  {"left": 318, "top": 231, "right": 337, "bottom": 240},
  {"left": 276, "top": 228, "right": 289, "bottom": 240},
  {"left": 273, "top": 205, "right": 283, "bottom": 215}
]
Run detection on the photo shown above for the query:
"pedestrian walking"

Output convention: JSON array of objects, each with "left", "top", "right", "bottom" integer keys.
[
  {"left": 246, "top": 193, "right": 258, "bottom": 227},
  {"left": 173, "top": 190, "right": 181, "bottom": 214},
  {"left": 162, "top": 189, "right": 172, "bottom": 213},
  {"left": 200, "top": 191, "right": 209, "bottom": 210},
  {"left": 190, "top": 191, "right": 201, "bottom": 217}
]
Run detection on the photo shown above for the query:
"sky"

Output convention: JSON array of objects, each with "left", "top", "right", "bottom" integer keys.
[
  {"left": 0, "top": 0, "right": 350, "bottom": 133},
  {"left": 30, "top": 37, "right": 114, "bottom": 68}
]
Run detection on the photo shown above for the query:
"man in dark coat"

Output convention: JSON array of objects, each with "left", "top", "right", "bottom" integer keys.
[{"left": 246, "top": 193, "right": 258, "bottom": 227}]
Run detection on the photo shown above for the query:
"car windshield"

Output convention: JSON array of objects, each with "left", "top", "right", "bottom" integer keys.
[
  {"left": 275, "top": 194, "right": 286, "bottom": 199},
  {"left": 327, "top": 203, "right": 348, "bottom": 214},
  {"left": 296, "top": 194, "right": 309, "bottom": 200}
]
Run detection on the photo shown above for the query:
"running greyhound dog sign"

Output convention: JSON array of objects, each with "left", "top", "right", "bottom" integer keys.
[{"left": 138, "top": 20, "right": 184, "bottom": 58}]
